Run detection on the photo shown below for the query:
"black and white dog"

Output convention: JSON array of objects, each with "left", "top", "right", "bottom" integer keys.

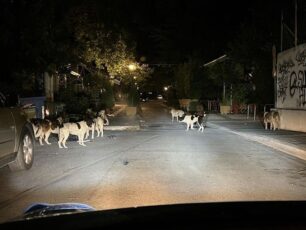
[
  {"left": 197, "top": 112, "right": 207, "bottom": 132},
  {"left": 179, "top": 114, "right": 199, "bottom": 131},
  {"left": 58, "top": 121, "right": 90, "bottom": 148},
  {"left": 179, "top": 112, "right": 207, "bottom": 132}
]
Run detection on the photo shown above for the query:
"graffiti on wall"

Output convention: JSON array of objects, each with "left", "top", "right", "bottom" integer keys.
[
  {"left": 289, "top": 70, "right": 306, "bottom": 107},
  {"left": 277, "top": 60, "right": 293, "bottom": 103},
  {"left": 277, "top": 44, "right": 306, "bottom": 109}
]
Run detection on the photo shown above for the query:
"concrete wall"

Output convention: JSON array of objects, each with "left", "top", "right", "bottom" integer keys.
[
  {"left": 278, "top": 109, "right": 306, "bottom": 132},
  {"left": 277, "top": 44, "right": 306, "bottom": 109},
  {"left": 276, "top": 44, "right": 306, "bottom": 132}
]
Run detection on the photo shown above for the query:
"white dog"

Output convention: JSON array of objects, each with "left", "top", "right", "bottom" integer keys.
[
  {"left": 179, "top": 114, "right": 199, "bottom": 131},
  {"left": 58, "top": 121, "right": 88, "bottom": 148},
  {"left": 170, "top": 108, "right": 185, "bottom": 122},
  {"left": 98, "top": 110, "right": 110, "bottom": 125},
  {"left": 94, "top": 117, "right": 104, "bottom": 137}
]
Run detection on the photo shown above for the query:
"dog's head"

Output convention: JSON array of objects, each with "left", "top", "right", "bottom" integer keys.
[
  {"left": 98, "top": 110, "right": 106, "bottom": 117},
  {"left": 30, "top": 118, "right": 43, "bottom": 127},
  {"left": 85, "top": 117, "right": 95, "bottom": 127}
]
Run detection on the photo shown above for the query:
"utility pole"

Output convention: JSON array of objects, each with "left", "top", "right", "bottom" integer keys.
[
  {"left": 280, "top": 10, "right": 283, "bottom": 52},
  {"left": 281, "top": 1, "right": 298, "bottom": 49},
  {"left": 295, "top": 0, "right": 298, "bottom": 47}
]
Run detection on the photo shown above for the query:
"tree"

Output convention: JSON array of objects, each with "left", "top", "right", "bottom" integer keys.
[
  {"left": 228, "top": 24, "right": 275, "bottom": 105},
  {"left": 174, "top": 58, "right": 203, "bottom": 99}
]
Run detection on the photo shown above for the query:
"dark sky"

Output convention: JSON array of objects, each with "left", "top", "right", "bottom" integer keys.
[{"left": 99, "top": 0, "right": 293, "bottom": 63}]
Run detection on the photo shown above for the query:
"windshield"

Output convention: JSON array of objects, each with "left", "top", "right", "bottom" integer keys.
[{"left": 1, "top": 0, "right": 306, "bottom": 224}]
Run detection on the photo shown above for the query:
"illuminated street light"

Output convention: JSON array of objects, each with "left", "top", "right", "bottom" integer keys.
[
  {"left": 128, "top": 64, "right": 136, "bottom": 71},
  {"left": 70, "top": 70, "right": 80, "bottom": 77},
  {"left": 164, "top": 86, "right": 168, "bottom": 91}
]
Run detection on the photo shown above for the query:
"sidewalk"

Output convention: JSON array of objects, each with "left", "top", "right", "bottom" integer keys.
[
  {"left": 104, "top": 104, "right": 140, "bottom": 131},
  {"left": 207, "top": 113, "right": 306, "bottom": 161}
]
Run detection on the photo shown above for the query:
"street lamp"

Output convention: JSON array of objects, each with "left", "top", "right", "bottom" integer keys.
[{"left": 128, "top": 64, "right": 136, "bottom": 71}]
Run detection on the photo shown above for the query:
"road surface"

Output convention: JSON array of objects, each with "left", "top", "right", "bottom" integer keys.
[{"left": 0, "top": 100, "right": 306, "bottom": 223}]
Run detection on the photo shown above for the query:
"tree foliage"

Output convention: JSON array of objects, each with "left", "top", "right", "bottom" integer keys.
[{"left": 0, "top": 0, "right": 152, "bottom": 97}]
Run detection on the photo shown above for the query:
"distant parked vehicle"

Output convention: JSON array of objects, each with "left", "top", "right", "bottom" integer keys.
[{"left": 157, "top": 94, "right": 163, "bottom": 100}]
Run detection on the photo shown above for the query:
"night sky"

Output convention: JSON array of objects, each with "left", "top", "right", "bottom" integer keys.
[
  {"left": 0, "top": 0, "right": 299, "bottom": 86},
  {"left": 101, "top": 0, "right": 294, "bottom": 63}
]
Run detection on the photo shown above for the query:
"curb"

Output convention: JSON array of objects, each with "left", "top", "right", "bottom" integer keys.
[
  {"left": 209, "top": 122, "right": 306, "bottom": 161},
  {"left": 104, "top": 125, "right": 140, "bottom": 131},
  {"left": 112, "top": 104, "right": 127, "bottom": 116}
]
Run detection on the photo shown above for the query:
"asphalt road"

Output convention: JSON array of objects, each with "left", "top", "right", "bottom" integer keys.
[{"left": 0, "top": 100, "right": 306, "bottom": 223}]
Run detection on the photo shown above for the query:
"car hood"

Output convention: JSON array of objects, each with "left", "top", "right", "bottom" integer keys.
[{"left": 2, "top": 201, "right": 306, "bottom": 229}]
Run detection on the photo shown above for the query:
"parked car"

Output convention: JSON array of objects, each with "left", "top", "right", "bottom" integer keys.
[{"left": 0, "top": 92, "right": 35, "bottom": 171}]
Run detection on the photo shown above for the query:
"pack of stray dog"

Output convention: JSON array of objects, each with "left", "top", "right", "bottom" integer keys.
[{"left": 29, "top": 109, "right": 112, "bottom": 149}]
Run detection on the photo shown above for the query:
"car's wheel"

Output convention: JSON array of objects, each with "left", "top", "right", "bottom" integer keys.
[{"left": 9, "top": 126, "right": 34, "bottom": 171}]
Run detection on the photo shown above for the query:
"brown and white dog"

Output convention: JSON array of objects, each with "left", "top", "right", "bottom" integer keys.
[
  {"left": 263, "top": 111, "right": 280, "bottom": 131},
  {"left": 30, "top": 117, "right": 62, "bottom": 145},
  {"left": 170, "top": 108, "right": 185, "bottom": 122}
]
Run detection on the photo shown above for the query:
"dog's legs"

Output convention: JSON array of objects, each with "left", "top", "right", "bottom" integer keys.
[
  {"left": 39, "top": 135, "right": 44, "bottom": 146},
  {"left": 78, "top": 134, "right": 86, "bottom": 146},
  {"left": 104, "top": 117, "right": 109, "bottom": 125},
  {"left": 100, "top": 126, "right": 104, "bottom": 137},
  {"left": 62, "top": 134, "right": 69, "bottom": 148},
  {"left": 59, "top": 129, "right": 69, "bottom": 149},
  {"left": 58, "top": 132, "right": 63, "bottom": 149},
  {"left": 85, "top": 129, "right": 89, "bottom": 139},
  {"left": 265, "top": 122, "right": 267, "bottom": 130},
  {"left": 95, "top": 125, "right": 100, "bottom": 137},
  {"left": 44, "top": 131, "right": 52, "bottom": 145},
  {"left": 91, "top": 126, "right": 95, "bottom": 139},
  {"left": 33, "top": 125, "right": 41, "bottom": 139}
]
